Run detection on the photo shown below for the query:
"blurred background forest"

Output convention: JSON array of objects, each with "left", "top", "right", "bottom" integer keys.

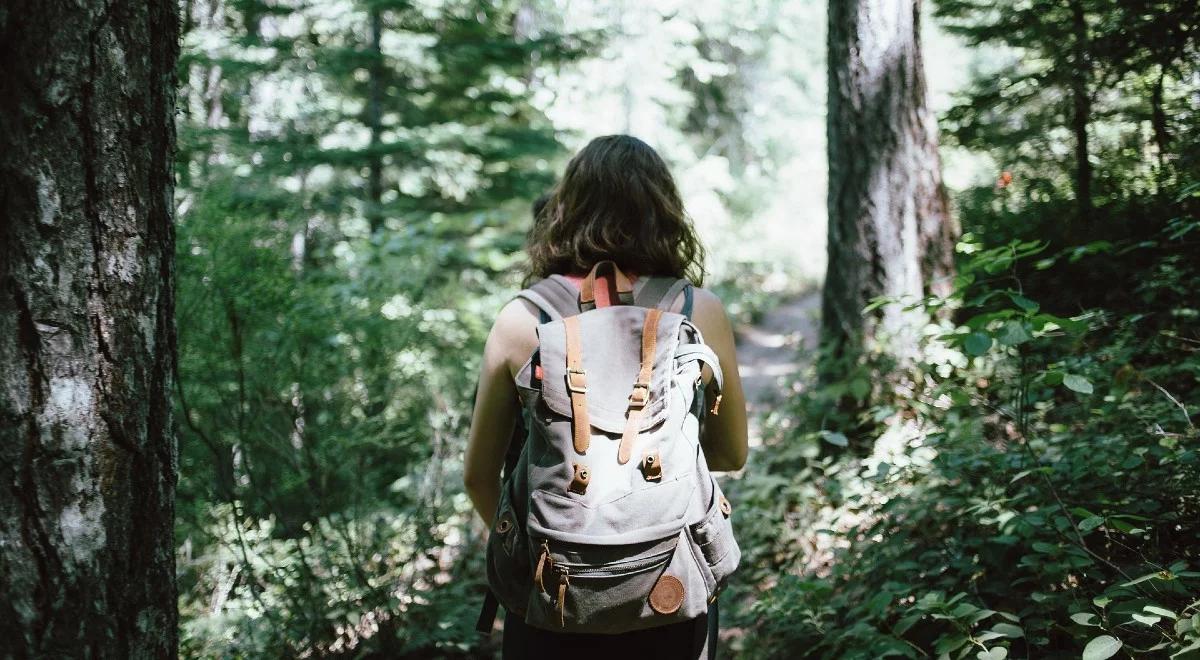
[{"left": 172, "top": 0, "right": 1199, "bottom": 657}]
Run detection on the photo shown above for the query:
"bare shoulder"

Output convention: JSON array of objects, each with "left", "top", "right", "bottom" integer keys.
[
  {"left": 486, "top": 296, "right": 541, "bottom": 376},
  {"left": 688, "top": 287, "right": 734, "bottom": 336}
]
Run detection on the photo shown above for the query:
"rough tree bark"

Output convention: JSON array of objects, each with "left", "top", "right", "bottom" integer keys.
[
  {"left": 0, "top": 1, "right": 180, "bottom": 657},
  {"left": 822, "top": 0, "right": 956, "bottom": 380}
]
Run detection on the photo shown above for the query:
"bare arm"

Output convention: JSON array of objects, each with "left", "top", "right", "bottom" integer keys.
[
  {"left": 685, "top": 288, "right": 749, "bottom": 471},
  {"left": 463, "top": 299, "right": 538, "bottom": 524}
]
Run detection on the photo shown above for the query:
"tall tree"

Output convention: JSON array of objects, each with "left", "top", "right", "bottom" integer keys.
[
  {"left": 0, "top": 1, "right": 179, "bottom": 655},
  {"left": 821, "top": 0, "right": 956, "bottom": 385},
  {"left": 935, "top": 0, "right": 1200, "bottom": 228}
]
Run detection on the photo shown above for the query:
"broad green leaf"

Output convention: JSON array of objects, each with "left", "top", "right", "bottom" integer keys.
[
  {"left": 820, "top": 430, "right": 848, "bottom": 447},
  {"left": 997, "top": 320, "right": 1033, "bottom": 346},
  {"left": 1063, "top": 374, "right": 1094, "bottom": 394},
  {"left": 1007, "top": 292, "right": 1039, "bottom": 313},
  {"left": 1123, "top": 571, "right": 1170, "bottom": 587},
  {"left": 1070, "top": 613, "right": 1099, "bottom": 626},
  {"left": 1131, "top": 613, "right": 1161, "bottom": 625},
  {"left": 1078, "top": 516, "right": 1104, "bottom": 533},
  {"left": 977, "top": 648, "right": 1007, "bottom": 660},
  {"left": 990, "top": 623, "right": 1023, "bottom": 638},
  {"left": 934, "top": 633, "right": 968, "bottom": 655},
  {"left": 960, "top": 333, "right": 988, "bottom": 360},
  {"left": 1082, "top": 635, "right": 1122, "bottom": 660},
  {"left": 969, "top": 609, "right": 998, "bottom": 625},
  {"left": 849, "top": 378, "right": 870, "bottom": 400},
  {"left": 1172, "top": 638, "right": 1200, "bottom": 658},
  {"left": 964, "top": 332, "right": 993, "bottom": 356},
  {"left": 1143, "top": 605, "right": 1175, "bottom": 619},
  {"left": 894, "top": 613, "right": 922, "bottom": 635}
]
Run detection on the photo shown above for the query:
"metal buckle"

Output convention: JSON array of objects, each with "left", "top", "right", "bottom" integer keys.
[
  {"left": 566, "top": 368, "right": 588, "bottom": 393},
  {"left": 628, "top": 382, "right": 650, "bottom": 408}
]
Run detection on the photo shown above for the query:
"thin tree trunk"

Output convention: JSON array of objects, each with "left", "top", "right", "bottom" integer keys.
[
  {"left": 1150, "top": 66, "right": 1171, "bottom": 168},
  {"left": 1068, "top": 0, "right": 1093, "bottom": 223},
  {"left": 822, "top": 0, "right": 956, "bottom": 383},
  {"left": 367, "top": 6, "right": 385, "bottom": 233},
  {"left": 0, "top": 1, "right": 180, "bottom": 656}
]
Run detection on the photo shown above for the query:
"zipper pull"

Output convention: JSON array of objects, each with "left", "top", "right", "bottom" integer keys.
[
  {"left": 534, "top": 540, "right": 552, "bottom": 593},
  {"left": 556, "top": 567, "right": 570, "bottom": 627}
]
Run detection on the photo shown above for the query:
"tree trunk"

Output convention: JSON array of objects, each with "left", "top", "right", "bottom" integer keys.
[
  {"left": 0, "top": 1, "right": 180, "bottom": 656},
  {"left": 367, "top": 6, "right": 385, "bottom": 233},
  {"left": 1068, "top": 0, "right": 1093, "bottom": 223},
  {"left": 822, "top": 0, "right": 956, "bottom": 381}
]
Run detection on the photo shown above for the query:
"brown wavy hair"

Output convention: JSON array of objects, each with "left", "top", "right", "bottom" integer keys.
[{"left": 526, "top": 135, "right": 706, "bottom": 285}]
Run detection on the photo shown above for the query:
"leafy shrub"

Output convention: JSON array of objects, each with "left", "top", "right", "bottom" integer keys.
[{"left": 726, "top": 189, "right": 1200, "bottom": 659}]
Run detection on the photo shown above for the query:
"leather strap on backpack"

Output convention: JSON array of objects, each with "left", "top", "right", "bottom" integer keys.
[
  {"left": 579, "top": 260, "right": 634, "bottom": 310},
  {"left": 563, "top": 315, "right": 590, "bottom": 454},
  {"left": 618, "top": 308, "right": 662, "bottom": 464}
]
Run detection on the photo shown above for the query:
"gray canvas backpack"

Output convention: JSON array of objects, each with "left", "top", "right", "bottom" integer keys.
[{"left": 482, "top": 261, "right": 741, "bottom": 634}]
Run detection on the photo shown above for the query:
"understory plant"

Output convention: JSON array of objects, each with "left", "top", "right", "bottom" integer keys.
[{"left": 727, "top": 193, "right": 1200, "bottom": 659}]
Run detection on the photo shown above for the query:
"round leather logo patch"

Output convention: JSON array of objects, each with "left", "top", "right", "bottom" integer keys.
[{"left": 648, "top": 574, "right": 685, "bottom": 615}]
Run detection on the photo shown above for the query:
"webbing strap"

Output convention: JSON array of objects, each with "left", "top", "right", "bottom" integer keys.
[
  {"left": 518, "top": 275, "right": 582, "bottom": 321},
  {"left": 580, "top": 260, "right": 634, "bottom": 310},
  {"left": 675, "top": 344, "right": 724, "bottom": 392},
  {"left": 563, "top": 315, "right": 590, "bottom": 454},
  {"left": 475, "top": 590, "right": 500, "bottom": 634},
  {"left": 652, "top": 278, "right": 691, "bottom": 315},
  {"left": 633, "top": 276, "right": 676, "bottom": 309},
  {"left": 618, "top": 308, "right": 661, "bottom": 464}
]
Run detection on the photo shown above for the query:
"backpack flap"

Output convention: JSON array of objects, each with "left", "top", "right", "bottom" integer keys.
[{"left": 536, "top": 305, "right": 686, "bottom": 435}]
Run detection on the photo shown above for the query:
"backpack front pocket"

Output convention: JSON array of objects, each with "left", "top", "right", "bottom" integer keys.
[
  {"left": 525, "top": 531, "right": 707, "bottom": 633},
  {"left": 686, "top": 476, "right": 741, "bottom": 599}
]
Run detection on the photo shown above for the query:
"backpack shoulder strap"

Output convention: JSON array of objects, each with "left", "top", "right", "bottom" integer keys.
[
  {"left": 633, "top": 276, "right": 675, "bottom": 308},
  {"left": 635, "top": 277, "right": 694, "bottom": 319},
  {"left": 516, "top": 275, "right": 582, "bottom": 321}
]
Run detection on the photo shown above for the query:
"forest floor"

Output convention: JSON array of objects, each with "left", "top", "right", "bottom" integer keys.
[{"left": 734, "top": 290, "right": 822, "bottom": 447}]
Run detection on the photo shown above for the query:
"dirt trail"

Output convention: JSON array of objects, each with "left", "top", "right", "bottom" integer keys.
[{"left": 733, "top": 291, "right": 822, "bottom": 445}]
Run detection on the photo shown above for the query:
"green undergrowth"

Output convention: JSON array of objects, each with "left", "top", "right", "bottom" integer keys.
[{"left": 724, "top": 186, "right": 1200, "bottom": 659}]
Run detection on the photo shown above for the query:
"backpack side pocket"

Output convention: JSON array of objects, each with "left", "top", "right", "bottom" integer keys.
[
  {"left": 686, "top": 476, "right": 740, "bottom": 599},
  {"left": 486, "top": 486, "right": 531, "bottom": 616}
]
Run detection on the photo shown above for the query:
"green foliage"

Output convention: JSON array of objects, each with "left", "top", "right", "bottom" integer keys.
[
  {"left": 174, "top": 0, "right": 581, "bottom": 655},
  {"left": 721, "top": 4, "right": 1200, "bottom": 656},
  {"left": 729, "top": 205, "right": 1200, "bottom": 658}
]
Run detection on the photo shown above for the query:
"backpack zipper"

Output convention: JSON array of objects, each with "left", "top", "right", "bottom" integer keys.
[
  {"left": 555, "top": 549, "right": 673, "bottom": 578},
  {"left": 550, "top": 548, "right": 674, "bottom": 627}
]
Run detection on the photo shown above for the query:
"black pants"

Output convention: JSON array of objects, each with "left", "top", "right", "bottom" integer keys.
[{"left": 501, "top": 601, "right": 718, "bottom": 660}]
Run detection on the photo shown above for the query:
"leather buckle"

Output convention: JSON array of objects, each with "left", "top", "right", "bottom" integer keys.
[
  {"left": 566, "top": 368, "right": 588, "bottom": 393},
  {"left": 628, "top": 382, "right": 650, "bottom": 408}
]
